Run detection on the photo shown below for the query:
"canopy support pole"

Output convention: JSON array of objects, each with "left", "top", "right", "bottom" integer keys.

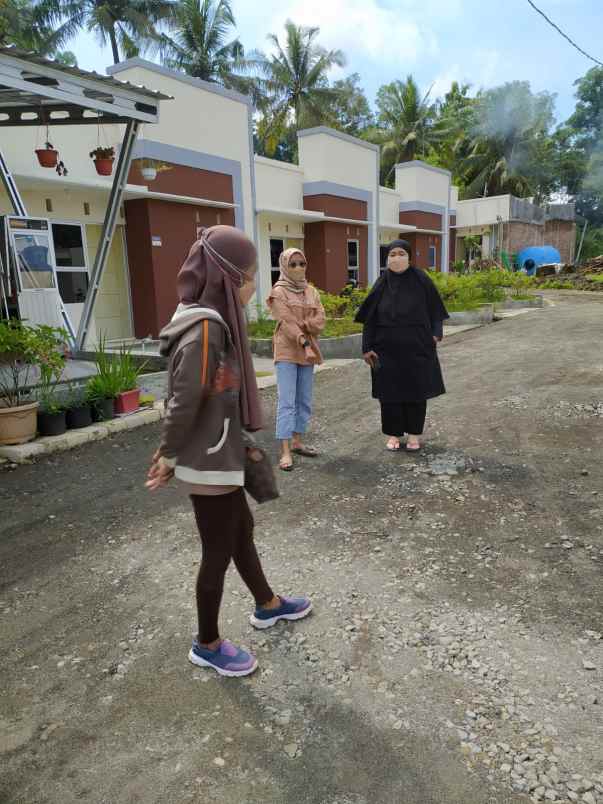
[{"left": 75, "top": 120, "right": 139, "bottom": 352}]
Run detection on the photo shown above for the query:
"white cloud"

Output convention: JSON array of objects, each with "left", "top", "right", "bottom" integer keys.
[{"left": 259, "top": 0, "right": 439, "bottom": 70}]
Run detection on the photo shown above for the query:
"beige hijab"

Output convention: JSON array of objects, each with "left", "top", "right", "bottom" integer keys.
[{"left": 274, "top": 248, "right": 308, "bottom": 294}]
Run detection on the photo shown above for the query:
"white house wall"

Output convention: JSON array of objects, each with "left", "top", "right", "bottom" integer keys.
[
  {"left": 254, "top": 156, "right": 304, "bottom": 211},
  {"left": 456, "top": 196, "right": 511, "bottom": 228}
]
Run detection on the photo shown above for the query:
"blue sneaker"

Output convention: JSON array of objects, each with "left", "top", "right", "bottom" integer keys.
[
  {"left": 188, "top": 639, "right": 258, "bottom": 677},
  {"left": 250, "top": 596, "right": 312, "bottom": 629}
]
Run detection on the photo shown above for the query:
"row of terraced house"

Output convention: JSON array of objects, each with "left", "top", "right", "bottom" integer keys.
[{"left": 0, "top": 58, "right": 576, "bottom": 345}]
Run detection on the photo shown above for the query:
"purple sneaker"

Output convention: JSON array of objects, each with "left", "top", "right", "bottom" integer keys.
[
  {"left": 250, "top": 596, "right": 312, "bottom": 629},
  {"left": 188, "top": 639, "right": 258, "bottom": 677}
]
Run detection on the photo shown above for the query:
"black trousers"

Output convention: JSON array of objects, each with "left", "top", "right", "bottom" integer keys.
[
  {"left": 191, "top": 489, "right": 274, "bottom": 644},
  {"left": 380, "top": 400, "right": 427, "bottom": 436}
]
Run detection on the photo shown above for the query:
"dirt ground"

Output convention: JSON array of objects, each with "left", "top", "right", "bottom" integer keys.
[{"left": 1, "top": 292, "right": 602, "bottom": 804}]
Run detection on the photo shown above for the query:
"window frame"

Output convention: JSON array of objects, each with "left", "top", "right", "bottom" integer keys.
[{"left": 347, "top": 238, "right": 360, "bottom": 285}]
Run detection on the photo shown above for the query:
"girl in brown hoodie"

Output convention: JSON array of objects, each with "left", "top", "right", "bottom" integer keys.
[
  {"left": 267, "top": 248, "right": 326, "bottom": 471},
  {"left": 146, "top": 226, "right": 311, "bottom": 677}
]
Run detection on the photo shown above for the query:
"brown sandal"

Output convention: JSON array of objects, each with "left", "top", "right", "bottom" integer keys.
[
  {"left": 291, "top": 445, "right": 319, "bottom": 458},
  {"left": 279, "top": 456, "right": 294, "bottom": 472}
]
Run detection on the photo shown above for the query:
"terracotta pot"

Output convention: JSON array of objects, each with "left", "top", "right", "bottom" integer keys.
[
  {"left": 38, "top": 410, "right": 67, "bottom": 437},
  {"left": 114, "top": 388, "right": 140, "bottom": 415},
  {"left": 0, "top": 400, "right": 39, "bottom": 445},
  {"left": 94, "top": 158, "right": 114, "bottom": 176},
  {"left": 35, "top": 149, "right": 58, "bottom": 168}
]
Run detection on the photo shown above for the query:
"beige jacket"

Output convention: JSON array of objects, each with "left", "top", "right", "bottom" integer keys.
[{"left": 268, "top": 285, "right": 326, "bottom": 365}]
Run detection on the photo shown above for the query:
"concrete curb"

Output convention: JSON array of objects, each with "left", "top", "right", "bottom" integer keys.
[
  {"left": 495, "top": 294, "right": 544, "bottom": 310},
  {"left": 447, "top": 304, "right": 494, "bottom": 326},
  {"left": 250, "top": 333, "right": 363, "bottom": 360},
  {"left": 0, "top": 404, "right": 165, "bottom": 464}
]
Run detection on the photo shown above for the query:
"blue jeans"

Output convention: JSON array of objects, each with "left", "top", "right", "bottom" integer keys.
[{"left": 275, "top": 362, "right": 315, "bottom": 440}]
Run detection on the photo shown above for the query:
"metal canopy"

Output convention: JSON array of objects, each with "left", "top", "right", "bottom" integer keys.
[
  {"left": 0, "top": 46, "right": 171, "bottom": 127},
  {"left": 0, "top": 47, "right": 171, "bottom": 351}
]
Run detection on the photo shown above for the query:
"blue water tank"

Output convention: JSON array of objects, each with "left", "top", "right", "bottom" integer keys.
[{"left": 516, "top": 246, "right": 561, "bottom": 276}]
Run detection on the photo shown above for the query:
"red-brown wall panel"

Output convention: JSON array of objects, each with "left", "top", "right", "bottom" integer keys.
[
  {"left": 399, "top": 210, "right": 443, "bottom": 231},
  {"left": 304, "top": 194, "right": 367, "bottom": 221},
  {"left": 128, "top": 162, "right": 234, "bottom": 204}
]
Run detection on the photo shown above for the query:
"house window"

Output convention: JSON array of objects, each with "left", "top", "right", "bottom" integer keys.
[
  {"left": 270, "top": 237, "right": 284, "bottom": 285},
  {"left": 347, "top": 239, "right": 359, "bottom": 286},
  {"left": 428, "top": 245, "right": 437, "bottom": 269},
  {"left": 51, "top": 222, "right": 89, "bottom": 303}
]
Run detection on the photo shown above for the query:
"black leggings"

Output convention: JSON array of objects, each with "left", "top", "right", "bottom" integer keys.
[
  {"left": 380, "top": 400, "right": 427, "bottom": 437},
  {"left": 191, "top": 489, "right": 274, "bottom": 644}
]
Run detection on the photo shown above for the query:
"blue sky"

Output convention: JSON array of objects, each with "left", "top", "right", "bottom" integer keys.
[{"left": 69, "top": 0, "right": 602, "bottom": 124}]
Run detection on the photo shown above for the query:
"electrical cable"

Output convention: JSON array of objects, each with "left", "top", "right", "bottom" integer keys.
[{"left": 526, "top": 0, "right": 603, "bottom": 67}]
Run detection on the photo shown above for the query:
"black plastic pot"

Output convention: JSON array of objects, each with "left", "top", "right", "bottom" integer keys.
[
  {"left": 38, "top": 410, "right": 67, "bottom": 437},
  {"left": 91, "top": 397, "right": 114, "bottom": 422},
  {"left": 66, "top": 404, "right": 92, "bottom": 429}
]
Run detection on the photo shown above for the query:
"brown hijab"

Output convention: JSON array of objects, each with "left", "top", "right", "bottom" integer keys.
[
  {"left": 177, "top": 225, "right": 263, "bottom": 432},
  {"left": 274, "top": 247, "right": 308, "bottom": 294}
]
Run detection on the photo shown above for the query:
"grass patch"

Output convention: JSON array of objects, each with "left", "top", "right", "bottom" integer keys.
[
  {"left": 585, "top": 274, "right": 603, "bottom": 284},
  {"left": 255, "top": 371, "right": 273, "bottom": 378}
]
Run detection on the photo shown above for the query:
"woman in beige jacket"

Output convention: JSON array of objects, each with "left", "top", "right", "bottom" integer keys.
[{"left": 267, "top": 248, "right": 326, "bottom": 471}]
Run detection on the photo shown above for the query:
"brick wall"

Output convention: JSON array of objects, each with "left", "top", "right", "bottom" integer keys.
[{"left": 544, "top": 220, "right": 576, "bottom": 263}]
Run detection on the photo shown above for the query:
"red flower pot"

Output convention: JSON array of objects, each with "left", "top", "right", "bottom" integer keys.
[
  {"left": 94, "top": 158, "right": 114, "bottom": 176},
  {"left": 36, "top": 148, "right": 58, "bottom": 168},
  {"left": 114, "top": 388, "right": 140, "bottom": 415}
]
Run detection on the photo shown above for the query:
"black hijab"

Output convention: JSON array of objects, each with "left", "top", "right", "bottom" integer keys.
[{"left": 355, "top": 239, "right": 448, "bottom": 326}]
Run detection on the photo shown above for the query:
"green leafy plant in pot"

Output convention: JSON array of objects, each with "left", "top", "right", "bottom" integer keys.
[
  {"left": 65, "top": 386, "right": 92, "bottom": 430},
  {"left": 86, "top": 335, "right": 121, "bottom": 421},
  {"left": 37, "top": 341, "right": 68, "bottom": 437},
  {"left": 114, "top": 345, "right": 147, "bottom": 415},
  {"left": 0, "top": 320, "right": 67, "bottom": 445}
]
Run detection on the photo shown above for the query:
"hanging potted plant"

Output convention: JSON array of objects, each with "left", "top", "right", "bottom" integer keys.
[
  {"left": 35, "top": 141, "right": 58, "bottom": 169},
  {"left": 136, "top": 158, "right": 172, "bottom": 182},
  {"left": 114, "top": 345, "right": 147, "bottom": 415},
  {"left": 0, "top": 321, "right": 66, "bottom": 445},
  {"left": 90, "top": 146, "right": 115, "bottom": 176}
]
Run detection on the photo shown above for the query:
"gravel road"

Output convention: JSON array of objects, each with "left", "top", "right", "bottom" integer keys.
[{"left": 1, "top": 292, "right": 601, "bottom": 804}]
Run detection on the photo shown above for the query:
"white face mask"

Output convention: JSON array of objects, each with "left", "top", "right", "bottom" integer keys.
[{"left": 388, "top": 252, "right": 410, "bottom": 273}]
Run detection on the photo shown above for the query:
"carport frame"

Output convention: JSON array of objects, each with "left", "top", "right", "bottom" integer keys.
[{"left": 0, "top": 46, "right": 171, "bottom": 350}]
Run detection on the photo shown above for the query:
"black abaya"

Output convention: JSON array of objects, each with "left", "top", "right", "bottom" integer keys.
[{"left": 355, "top": 267, "right": 449, "bottom": 403}]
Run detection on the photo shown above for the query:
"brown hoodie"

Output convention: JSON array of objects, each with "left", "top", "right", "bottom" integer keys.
[{"left": 158, "top": 304, "right": 247, "bottom": 489}]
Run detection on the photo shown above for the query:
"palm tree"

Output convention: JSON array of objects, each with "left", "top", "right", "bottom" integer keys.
[
  {"left": 460, "top": 82, "right": 555, "bottom": 198},
  {"left": 156, "top": 0, "right": 251, "bottom": 90},
  {"left": 369, "top": 76, "right": 437, "bottom": 185},
  {"left": 40, "top": 0, "right": 175, "bottom": 65},
  {"left": 0, "top": 0, "right": 74, "bottom": 59},
  {"left": 252, "top": 21, "right": 346, "bottom": 155}
]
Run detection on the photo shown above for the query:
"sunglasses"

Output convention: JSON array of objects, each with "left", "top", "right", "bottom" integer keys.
[{"left": 290, "top": 261, "right": 307, "bottom": 268}]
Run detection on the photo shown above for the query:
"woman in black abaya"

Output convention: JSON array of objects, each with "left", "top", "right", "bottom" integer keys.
[{"left": 355, "top": 240, "right": 449, "bottom": 451}]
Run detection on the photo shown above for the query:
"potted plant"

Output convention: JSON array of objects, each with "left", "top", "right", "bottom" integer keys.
[
  {"left": 86, "top": 375, "right": 117, "bottom": 421},
  {"left": 114, "top": 345, "right": 146, "bottom": 415},
  {"left": 90, "top": 146, "right": 115, "bottom": 176},
  {"left": 65, "top": 387, "right": 93, "bottom": 429},
  {"left": 35, "top": 141, "right": 58, "bottom": 169},
  {"left": 37, "top": 343, "right": 67, "bottom": 437},
  {"left": 84, "top": 334, "right": 121, "bottom": 421},
  {"left": 135, "top": 158, "right": 172, "bottom": 182},
  {"left": 38, "top": 398, "right": 67, "bottom": 437},
  {"left": 0, "top": 321, "right": 66, "bottom": 445}
]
